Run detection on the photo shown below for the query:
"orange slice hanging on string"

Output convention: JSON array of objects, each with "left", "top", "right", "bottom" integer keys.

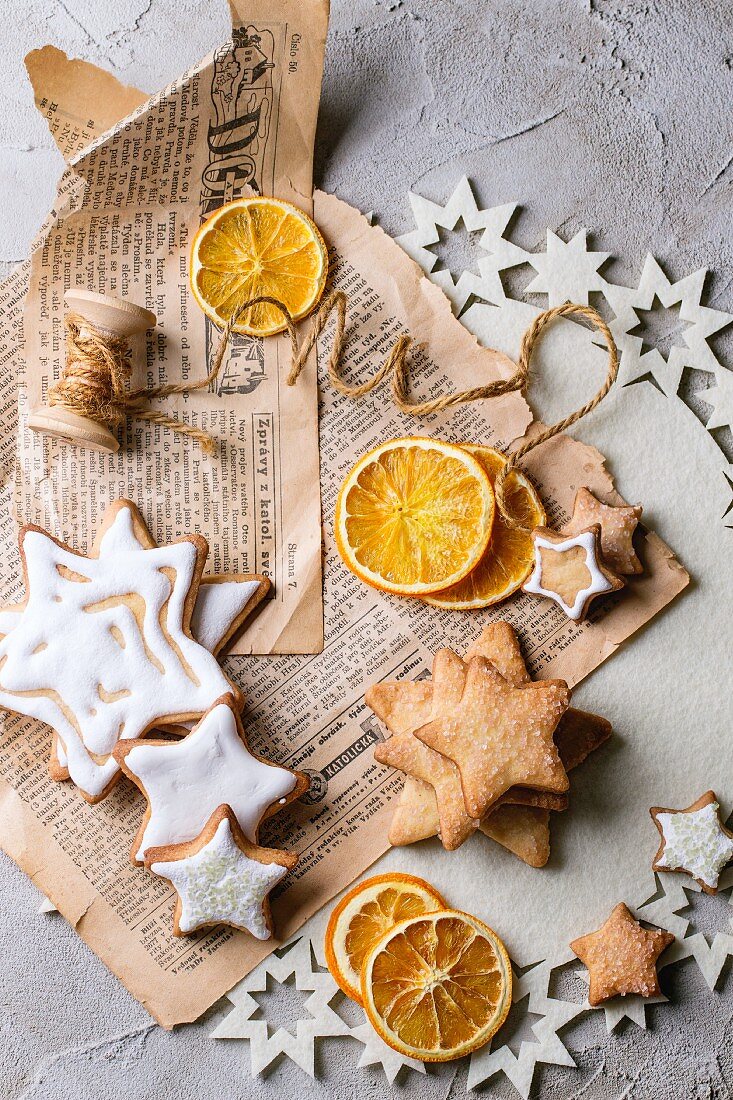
[
  {"left": 190, "top": 197, "right": 328, "bottom": 337},
  {"left": 324, "top": 873, "right": 446, "bottom": 1004},
  {"left": 361, "top": 909, "right": 512, "bottom": 1061},
  {"left": 424, "top": 444, "right": 545, "bottom": 609},
  {"left": 334, "top": 438, "right": 495, "bottom": 596}
]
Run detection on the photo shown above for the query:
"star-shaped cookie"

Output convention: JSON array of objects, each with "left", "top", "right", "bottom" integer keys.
[
  {"left": 564, "top": 487, "right": 643, "bottom": 575},
  {"left": 570, "top": 902, "right": 674, "bottom": 1006},
  {"left": 414, "top": 655, "right": 569, "bottom": 819},
  {"left": 115, "top": 694, "right": 309, "bottom": 863},
  {"left": 145, "top": 806, "right": 297, "bottom": 938},
  {"left": 523, "top": 525, "right": 624, "bottom": 621},
  {"left": 650, "top": 790, "right": 733, "bottom": 894}
]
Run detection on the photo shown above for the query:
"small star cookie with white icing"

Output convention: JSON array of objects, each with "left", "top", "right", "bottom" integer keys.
[
  {"left": 145, "top": 805, "right": 297, "bottom": 938},
  {"left": 522, "top": 524, "right": 624, "bottom": 621},
  {"left": 650, "top": 790, "right": 733, "bottom": 894},
  {"left": 564, "top": 487, "right": 643, "bottom": 575},
  {"left": 115, "top": 693, "right": 309, "bottom": 864}
]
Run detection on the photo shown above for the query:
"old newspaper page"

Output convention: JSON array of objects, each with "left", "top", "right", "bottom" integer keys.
[{"left": 0, "top": 34, "right": 687, "bottom": 1027}]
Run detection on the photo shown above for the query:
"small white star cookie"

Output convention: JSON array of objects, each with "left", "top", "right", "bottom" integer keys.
[
  {"left": 650, "top": 790, "right": 733, "bottom": 894},
  {"left": 115, "top": 694, "right": 309, "bottom": 864},
  {"left": 522, "top": 524, "right": 624, "bottom": 621},
  {"left": 565, "top": 487, "right": 643, "bottom": 575},
  {"left": 145, "top": 805, "right": 297, "bottom": 938}
]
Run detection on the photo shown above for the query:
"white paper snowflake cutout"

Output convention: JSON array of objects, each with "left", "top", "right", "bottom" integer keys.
[
  {"left": 348, "top": 1021, "right": 425, "bottom": 1084},
  {"left": 467, "top": 961, "right": 583, "bottom": 1096},
  {"left": 396, "top": 176, "right": 525, "bottom": 312},
  {"left": 574, "top": 968, "right": 667, "bottom": 1032},
  {"left": 525, "top": 228, "right": 609, "bottom": 307}
]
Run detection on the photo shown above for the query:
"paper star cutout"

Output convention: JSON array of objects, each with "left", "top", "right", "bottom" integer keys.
[
  {"left": 523, "top": 525, "right": 624, "bottom": 621},
  {"left": 415, "top": 654, "right": 569, "bottom": 819},
  {"left": 570, "top": 902, "right": 674, "bottom": 1005},
  {"left": 699, "top": 364, "right": 733, "bottom": 434},
  {"left": 146, "top": 806, "right": 296, "bottom": 938},
  {"left": 564, "top": 487, "right": 643, "bottom": 576},
  {"left": 349, "top": 1021, "right": 425, "bottom": 1083},
  {"left": 600, "top": 256, "right": 733, "bottom": 396},
  {"left": 525, "top": 229, "right": 609, "bottom": 307},
  {"left": 115, "top": 695, "right": 307, "bottom": 863},
  {"left": 467, "top": 961, "right": 582, "bottom": 1097},
  {"left": 211, "top": 936, "right": 351, "bottom": 1076},
  {"left": 575, "top": 968, "right": 667, "bottom": 1032},
  {"left": 395, "top": 176, "right": 525, "bottom": 312},
  {"left": 0, "top": 500, "right": 237, "bottom": 802},
  {"left": 650, "top": 790, "right": 733, "bottom": 894}
]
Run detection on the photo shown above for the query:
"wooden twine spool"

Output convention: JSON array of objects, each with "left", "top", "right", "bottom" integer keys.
[{"left": 28, "top": 290, "right": 157, "bottom": 453}]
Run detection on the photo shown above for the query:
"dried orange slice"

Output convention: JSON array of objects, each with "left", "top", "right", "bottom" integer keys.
[
  {"left": 425, "top": 444, "right": 546, "bottom": 609},
  {"left": 324, "top": 873, "right": 446, "bottom": 1004},
  {"left": 362, "top": 909, "right": 512, "bottom": 1062},
  {"left": 334, "top": 438, "right": 495, "bottom": 596},
  {"left": 190, "top": 197, "right": 328, "bottom": 337}
]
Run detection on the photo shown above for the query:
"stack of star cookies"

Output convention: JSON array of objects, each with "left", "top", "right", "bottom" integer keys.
[{"left": 366, "top": 622, "right": 611, "bottom": 866}]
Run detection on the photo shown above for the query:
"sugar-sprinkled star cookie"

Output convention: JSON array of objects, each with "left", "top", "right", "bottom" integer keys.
[
  {"left": 115, "top": 694, "right": 309, "bottom": 864},
  {"left": 570, "top": 902, "right": 674, "bottom": 1006},
  {"left": 565, "top": 487, "right": 643, "bottom": 575},
  {"left": 523, "top": 524, "right": 624, "bottom": 621},
  {"left": 650, "top": 790, "right": 733, "bottom": 894},
  {"left": 145, "top": 806, "right": 297, "bottom": 938},
  {"left": 414, "top": 655, "right": 569, "bottom": 819}
]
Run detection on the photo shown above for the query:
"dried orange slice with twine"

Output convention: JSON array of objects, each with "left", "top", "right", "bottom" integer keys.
[
  {"left": 190, "top": 196, "right": 328, "bottom": 337},
  {"left": 425, "top": 444, "right": 546, "bottom": 609},
  {"left": 324, "top": 873, "right": 446, "bottom": 1004},
  {"left": 334, "top": 438, "right": 495, "bottom": 596},
  {"left": 361, "top": 909, "right": 512, "bottom": 1062}
]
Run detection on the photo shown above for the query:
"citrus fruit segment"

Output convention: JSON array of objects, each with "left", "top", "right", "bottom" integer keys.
[
  {"left": 190, "top": 197, "right": 328, "bottom": 337},
  {"left": 424, "top": 444, "right": 546, "bottom": 609},
  {"left": 334, "top": 438, "right": 495, "bottom": 596},
  {"left": 362, "top": 909, "right": 512, "bottom": 1062},
  {"left": 324, "top": 873, "right": 446, "bottom": 1004}
]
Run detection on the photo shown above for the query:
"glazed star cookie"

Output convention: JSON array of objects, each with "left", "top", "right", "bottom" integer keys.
[
  {"left": 115, "top": 694, "right": 309, "bottom": 864},
  {"left": 650, "top": 791, "right": 733, "bottom": 894},
  {"left": 522, "top": 524, "right": 624, "bottom": 621},
  {"left": 145, "top": 806, "right": 297, "bottom": 938},
  {"left": 564, "top": 487, "right": 643, "bottom": 575},
  {"left": 570, "top": 902, "right": 674, "bottom": 1006},
  {"left": 415, "top": 655, "right": 569, "bottom": 819},
  {"left": 0, "top": 500, "right": 243, "bottom": 802}
]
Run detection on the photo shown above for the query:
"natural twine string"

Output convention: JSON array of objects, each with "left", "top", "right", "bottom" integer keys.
[{"left": 51, "top": 295, "right": 617, "bottom": 527}]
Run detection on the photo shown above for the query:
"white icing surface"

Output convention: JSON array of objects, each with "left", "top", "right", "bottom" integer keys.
[
  {"left": 0, "top": 608, "right": 21, "bottom": 636},
  {"left": 656, "top": 802, "right": 733, "bottom": 889},
  {"left": 125, "top": 701, "right": 297, "bottom": 859},
  {"left": 150, "top": 816, "right": 287, "bottom": 937},
  {"left": 192, "top": 580, "right": 261, "bottom": 653},
  {"left": 0, "top": 508, "right": 233, "bottom": 798},
  {"left": 524, "top": 529, "right": 613, "bottom": 620}
]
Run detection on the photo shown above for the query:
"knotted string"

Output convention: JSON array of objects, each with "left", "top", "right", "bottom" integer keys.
[{"left": 51, "top": 294, "right": 617, "bottom": 528}]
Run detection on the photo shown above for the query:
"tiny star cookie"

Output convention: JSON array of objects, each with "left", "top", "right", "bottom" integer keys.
[
  {"left": 650, "top": 790, "right": 733, "bottom": 894},
  {"left": 0, "top": 499, "right": 241, "bottom": 802},
  {"left": 522, "top": 524, "right": 624, "bottom": 621},
  {"left": 570, "top": 902, "right": 674, "bottom": 1006},
  {"left": 145, "top": 805, "right": 297, "bottom": 938},
  {"left": 564, "top": 487, "right": 643, "bottom": 575},
  {"left": 115, "top": 693, "right": 309, "bottom": 864}
]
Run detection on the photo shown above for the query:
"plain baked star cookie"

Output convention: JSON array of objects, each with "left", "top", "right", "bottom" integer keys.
[
  {"left": 145, "top": 806, "right": 297, "bottom": 938},
  {"left": 650, "top": 790, "right": 733, "bottom": 894},
  {"left": 522, "top": 524, "right": 624, "bottom": 621},
  {"left": 564, "top": 487, "right": 643, "bottom": 575},
  {"left": 115, "top": 693, "right": 309, "bottom": 864},
  {"left": 570, "top": 902, "right": 674, "bottom": 1006},
  {"left": 0, "top": 499, "right": 240, "bottom": 803}
]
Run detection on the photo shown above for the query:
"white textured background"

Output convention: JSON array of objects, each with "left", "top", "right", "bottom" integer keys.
[{"left": 1, "top": 2, "right": 732, "bottom": 1097}]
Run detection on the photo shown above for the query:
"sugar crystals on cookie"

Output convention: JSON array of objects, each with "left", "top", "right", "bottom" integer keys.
[{"left": 570, "top": 902, "right": 674, "bottom": 1006}]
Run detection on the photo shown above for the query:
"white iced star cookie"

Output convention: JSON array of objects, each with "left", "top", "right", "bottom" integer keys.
[
  {"left": 145, "top": 805, "right": 297, "bottom": 938},
  {"left": 115, "top": 694, "right": 309, "bottom": 864},
  {"left": 522, "top": 524, "right": 624, "bottom": 621},
  {"left": 651, "top": 790, "right": 733, "bottom": 894},
  {"left": 0, "top": 500, "right": 246, "bottom": 802}
]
